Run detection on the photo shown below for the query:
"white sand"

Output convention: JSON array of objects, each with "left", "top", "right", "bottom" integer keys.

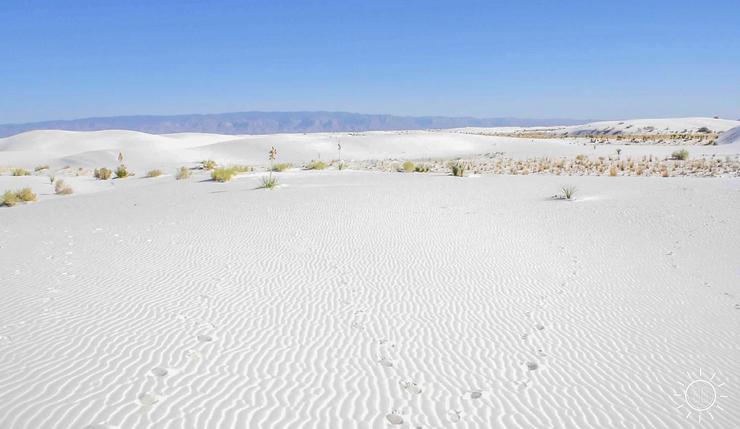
[{"left": 1, "top": 123, "right": 740, "bottom": 428}]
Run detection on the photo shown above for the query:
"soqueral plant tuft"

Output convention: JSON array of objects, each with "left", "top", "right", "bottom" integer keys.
[
  {"left": 449, "top": 161, "right": 467, "bottom": 177},
  {"left": 54, "top": 180, "right": 74, "bottom": 195},
  {"left": 401, "top": 161, "right": 415, "bottom": 172},
  {"left": 306, "top": 160, "right": 327, "bottom": 170},
  {"left": 201, "top": 160, "right": 217, "bottom": 170},
  {"left": 17, "top": 187, "right": 37, "bottom": 202},
  {"left": 671, "top": 149, "right": 689, "bottom": 161},
  {"left": 12, "top": 168, "right": 30, "bottom": 176},
  {"left": 114, "top": 165, "right": 130, "bottom": 178},
  {"left": 94, "top": 167, "right": 112, "bottom": 180},
  {"left": 560, "top": 185, "right": 577, "bottom": 200},
  {"left": 414, "top": 164, "right": 430, "bottom": 173},
  {"left": 175, "top": 166, "right": 191, "bottom": 180},
  {"left": 1, "top": 190, "right": 19, "bottom": 207},
  {"left": 211, "top": 167, "right": 237, "bottom": 182},
  {"left": 146, "top": 169, "right": 162, "bottom": 178},
  {"left": 272, "top": 163, "right": 292, "bottom": 172},
  {"left": 258, "top": 175, "right": 279, "bottom": 189},
  {"left": 232, "top": 165, "right": 252, "bottom": 173}
]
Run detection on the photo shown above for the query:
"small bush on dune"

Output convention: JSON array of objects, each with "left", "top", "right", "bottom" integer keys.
[
  {"left": 17, "top": 187, "right": 37, "bottom": 202},
  {"left": 12, "top": 168, "right": 30, "bottom": 176},
  {"left": 35, "top": 165, "right": 49, "bottom": 172},
  {"left": 94, "top": 167, "right": 112, "bottom": 180},
  {"left": 272, "top": 163, "right": 292, "bottom": 172},
  {"left": 401, "top": 161, "right": 415, "bottom": 172},
  {"left": 258, "top": 175, "right": 279, "bottom": 189},
  {"left": 1, "top": 190, "right": 19, "bottom": 207},
  {"left": 671, "top": 149, "right": 689, "bottom": 161},
  {"left": 306, "top": 160, "right": 327, "bottom": 170},
  {"left": 211, "top": 167, "right": 236, "bottom": 182},
  {"left": 414, "top": 164, "right": 430, "bottom": 173},
  {"left": 201, "top": 160, "right": 217, "bottom": 170},
  {"left": 114, "top": 165, "right": 130, "bottom": 178},
  {"left": 231, "top": 165, "right": 252, "bottom": 173},
  {"left": 449, "top": 161, "right": 467, "bottom": 177},
  {"left": 561, "top": 185, "right": 577, "bottom": 200},
  {"left": 175, "top": 166, "right": 191, "bottom": 180},
  {"left": 54, "top": 180, "right": 74, "bottom": 195},
  {"left": 146, "top": 169, "right": 162, "bottom": 178}
]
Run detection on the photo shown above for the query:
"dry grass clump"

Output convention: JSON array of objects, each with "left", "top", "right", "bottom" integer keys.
[
  {"left": 94, "top": 167, "right": 112, "bottom": 180},
  {"left": 211, "top": 167, "right": 237, "bottom": 182},
  {"left": 201, "top": 160, "right": 217, "bottom": 170},
  {"left": 231, "top": 165, "right": 252, "bottom": 173},
  {"left": 671, "top": 149, "right": 689, "bottom": 161},
  {"left": 449, "top": 161, "right": 467, "bottom": 177},
  {"left": 272, "top": 163, "right": 292, "bottom": 172},
  {"left": 414, "top": 164, "right": 431, "bottom": 173},
  {"left": 54, "top": 180, "right": 74, "bottom": 195},
  {"left": 12, "top": 168, "right": 30, "bottom": 176},
  {"left": 34, "top": 165, "right": 49, "bottom": 172},
  {"left": 175, "top": 166, "right": 191, "bottom": 180},
  {"left": 114, "top": 165, "right": 130, "bottom": 178},
  {"left": 146, "top": 169, "right": 163, "bottom": 178},
  {"left": 2, "top": 187, "right": 37, "bottom": 206},
  {"left": 306, "top": 160, "right": 327, "bottom": 170},
  {"left": 401, "top": 161, "right": 415, "bottom": 172}
]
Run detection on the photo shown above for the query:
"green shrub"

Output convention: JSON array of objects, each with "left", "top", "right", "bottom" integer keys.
[
  {"left": 449, "top": 161, "right": 467, "bottom": 177},
  {"left": 1, "top": 190, "right": 19, "bottom": 206},
  {"left": 306, "top": 160, "right": 327, "bottom": 170},
  {"left": 671, "top": 149, "right": 689, "bottom": 161},
  {"left": 94, "top": 167, "right": 112, "bottom": 180},
  {"left": 201, "top": 160, "right": 217, "bottom": 170},
  {"left": 175, "top": 166, "right": 191, "bottom": 180},
  {"left": 272, "top": 163, "right": 292, "bottom": 172},
  {"left": 258, "top": 175, "right": 279, "bottom": 189},
  {"left": 54, "top": 180, "right": 73, "bottom": 195},
  {"left": 401, "top": 161, "right": 415, "bottom": 172},
  {"left": 114, "top": 165, "right": 130, "bottom": 178},
  {"left": 414, "top": 164, "right": 430, "bottom": 173},
  {"left": 17, "top": 187, "right": 37, "bottom": 202},
  {"left": 211, "top": 167, "right": 236, "bottom": 182},
  {"left": 12, "top": 168, "right": 30, "bottom": 176},
  {"left": 146, "top": 169, "right": 162, "bottom": 178}
]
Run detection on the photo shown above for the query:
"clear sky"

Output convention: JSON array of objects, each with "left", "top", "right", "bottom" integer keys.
[{"left": 1, "top": 0, "right": 739, "bottom": 123}]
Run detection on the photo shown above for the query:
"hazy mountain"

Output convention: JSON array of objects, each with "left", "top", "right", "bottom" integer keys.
[{"left": 0, "top": 111, "right": 590, "bottom": 138}]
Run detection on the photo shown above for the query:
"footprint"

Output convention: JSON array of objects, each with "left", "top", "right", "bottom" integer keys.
[
  {"left": 535, "top": 324, "right": 545, "bottom": 331},
  {"left": 447, "top": 409, "right": 462, "bottom": 423},
  {"left": 137, "top": 392, "right": 160, "bottom": 406},
  {"left": 196, "top": 334, "right": 214, "bottom": 343},
  {"left": 0, "top": 335, "right": 11, "bottom": 344},
  {"left": 378, "top": 357, "right": 394, "bottom": 368},
  {"left": 385, "top": 410, "right": 404, "bottom": 425},
  {"left": 466, "top": 390, "right": 483, "bottom": 399},
  {"left": 150, "top": 367, "right": 168, "bottom": 377},
  {"left": 399, "top": 381, "right": 422, "bottom": 394},
  {"left": 527, "top": 361, "right": 539, "bottom": 371}
]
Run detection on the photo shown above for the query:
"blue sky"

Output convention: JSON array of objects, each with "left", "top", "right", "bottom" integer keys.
[{"left": 1, "top": 0, "right": 739, "bottom": 123}]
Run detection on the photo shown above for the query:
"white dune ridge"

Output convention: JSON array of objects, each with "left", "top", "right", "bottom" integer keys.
[{"left": 0, "top": 119, "right": 739, "bottom": 428}]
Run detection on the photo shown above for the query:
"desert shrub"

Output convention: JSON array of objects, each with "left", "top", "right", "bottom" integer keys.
[
  {"left": 54, "top": 180, "right": 74, "bottom": 195},
  {"left": 114, "top": 165, "right": 130, "bottom": 178},
  {"left": 272, "top": 163, "right": 292, "bottom": 172},
  {"left": 337, "top": 161, "right": 346, "bottom": 170},
  {"left": 671, "top": 150, "right": 689, "bottom": 161},
  {"left": 146, "top": 169, "right": 162, "bottom": 178},
  {"left": 12, "top": 168, "right": 30, "bottom": 176},
  {"left": 211, "top": 167, "right": 236, "bottom": 182},
  {"left": 201, "top": 160, "right": 217, "bottom": 170},
  {"left": 697, "top": 127, "right": 711, "bottom": 133},
  {"left": 34, "top": 165, "right": 49, "bottom": 172},
  {"left": 401, "top": 161, "right": 415, "bottom": 172},
  {"left": 17, "top": 187, "right": 37, "bottom": 202},
  {"left": 609, "top": 165, "right": 618, "bottom": 176},
  {"left": 1, "top": 190, "right": 19, "bottom": 207},
  {"left": 306, "top": 160, "right": 327, "bottom": 170},
  {"left": 449, "top": 161, "right": 466, "bottom": 177},
  {"left": 414, "top": 164, "right": 430, "bottom": 173},
  {"left": 561, "top": 185, "right": 577, "bottom": 200},
  {"left": 258, "top": 175, "right": 279, "bottom": 189},
  {"left": 231, "top": 165, "right": 252, "bottom": 173},
  {"left": 175, "top": 166, "right": 191, "bottom": 180},
  {"left": 94, "top": 167, "right": 112, "bottom": 180}
]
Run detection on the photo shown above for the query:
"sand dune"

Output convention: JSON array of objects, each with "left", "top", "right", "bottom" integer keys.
[{"left": 0, "top": 171, "right": 738, "bottom": 428}]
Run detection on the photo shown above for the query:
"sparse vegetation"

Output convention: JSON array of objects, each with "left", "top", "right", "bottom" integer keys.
[
  {"left": 671, "top": 149, "right": 689, "bottom": 161},
  {"left": 94, "top": 167, "right": 112, "bottom": 180},
  {"left": 12, "top": 168, "right": 30, "bottom": 176},
  {"left": 272, "top": 163, "right": 292, "bottom": 172},
  {"left": 401, "top": 161, "right": 415, "bottom": 172},
  {"left": 1, "top": 190, "right": 19, "bottom": 207},
  {"left": 175, "top": 166, "right": 191, "bottom": 180},
  {"left": 560, "top": 185, "right": 577, "bottom": 200},
  {"left": 211, "top": 167, "right": 237, "bottom": 182},
  {"left": 35, "top": 165, "right": 49, "bottom": 172},
  {"left": 337, "top": 161, "right": 346, "bottom": 170},
  {"left": 201, "top": 160, "right": 217, "bottom": 170},
  {"left": 146, "top": 169, "right": 163, "bottom": 178},
  {"left": 258, "top": 175, "right": 279, "bottom": 189},
  {"left": 449, "top": 161, "right": 467, "bottom": 177},
  {"left": 232, "top": 165, "right": 252, "bottom": 173},
  {"left": 114, "top": 165, "right": 130, "bottom": 178},
  {"left": 54, "top": 180, "right": 74, "bottom": 195},
  {"left": 414, "top": 164, "right": 431, "bottom": 173},
  {"left": 306, "top": 160, "right": 327, "bottom": 170},
  {"left": 17, "top": 187, "right": 37, "bottom": 202}
]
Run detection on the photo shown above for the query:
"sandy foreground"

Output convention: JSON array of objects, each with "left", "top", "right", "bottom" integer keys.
[{"left": 1, "top": 168, "right": 739, "bottom": 428}]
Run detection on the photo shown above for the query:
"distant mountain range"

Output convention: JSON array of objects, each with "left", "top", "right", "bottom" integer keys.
[{"left": 0, "top": 111, "right": 591, "bottom": 138}]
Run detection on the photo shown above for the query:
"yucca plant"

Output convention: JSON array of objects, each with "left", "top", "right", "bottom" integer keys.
[
  {"left": 449, "top": 161, "right": 466, "bottom": 177},
  {"left": 561, "top": 185, "right": 577, "bottom": 200}
]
